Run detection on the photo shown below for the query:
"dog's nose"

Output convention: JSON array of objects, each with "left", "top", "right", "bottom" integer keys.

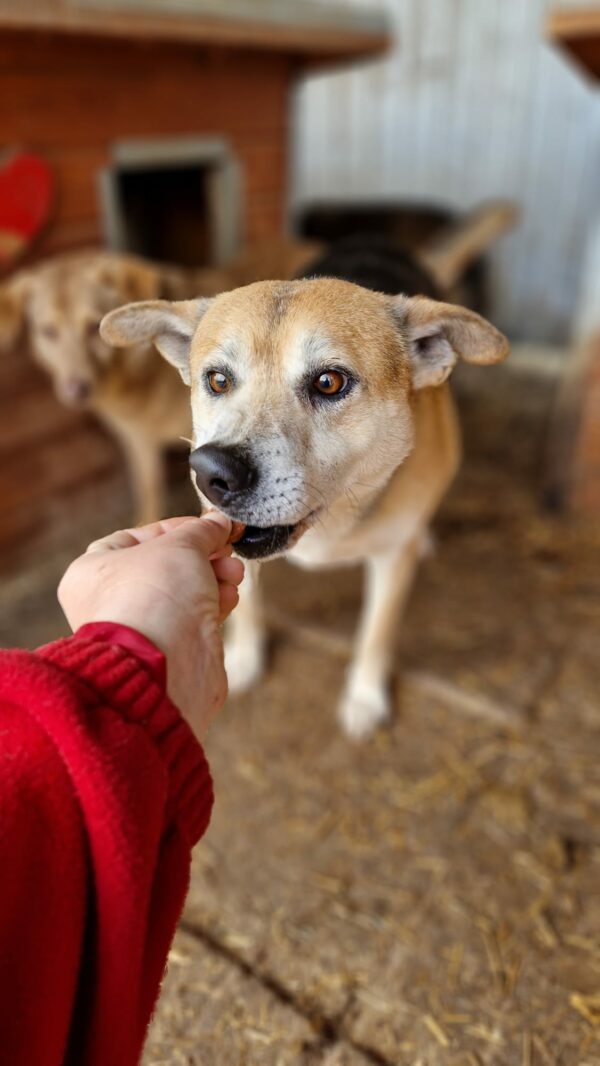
[
  {"left": 190, "top": 444, "right": 256, "bottom": 504},
  {"left": 60, "top": 378, "right": 92, "bottom": 406}
]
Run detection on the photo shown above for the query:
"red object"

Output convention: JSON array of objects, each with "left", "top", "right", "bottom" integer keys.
[
  {"left": 0, "top": 623, "right": 213, "bottom": 1066},
  {"left": 0, "top": 152, "right": 54, "bottom": 264}
]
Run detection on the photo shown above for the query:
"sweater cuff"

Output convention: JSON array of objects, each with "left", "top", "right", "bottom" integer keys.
[{"left": 38, "top": 624, "right": 213, "bottom": 846}]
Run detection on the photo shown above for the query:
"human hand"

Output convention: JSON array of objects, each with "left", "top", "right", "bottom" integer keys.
[{"left": 58, "top": 514, "right": 245, "bottom": 739}]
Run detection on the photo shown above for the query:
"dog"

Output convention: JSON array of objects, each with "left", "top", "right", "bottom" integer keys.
[
  {"left": 100, "top": 226, "right": 509, "bottom": 739},
  {"left": 0, "top": 250, "right": 196, "bottom": 524}
]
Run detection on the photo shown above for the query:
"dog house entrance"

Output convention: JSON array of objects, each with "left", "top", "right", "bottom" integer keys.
[{"left": 100, "top": 137, "right": 240, "bottom": 266}]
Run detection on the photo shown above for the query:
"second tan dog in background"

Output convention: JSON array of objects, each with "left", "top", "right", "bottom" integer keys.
[{"left": 0, "top": 250, "right": 194, "bottom": 523}]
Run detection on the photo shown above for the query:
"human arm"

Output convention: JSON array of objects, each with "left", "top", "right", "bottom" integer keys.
[{"left": 0, "top": 513, "right": 243, "bottom": 1066}]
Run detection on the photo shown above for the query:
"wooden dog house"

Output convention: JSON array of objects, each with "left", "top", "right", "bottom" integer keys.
[
  {"left": 0, "top": 0, "right": 388, "bottom": 576},
  {"left": 0, "top": 0, "right": 388, "bottom": 264}
]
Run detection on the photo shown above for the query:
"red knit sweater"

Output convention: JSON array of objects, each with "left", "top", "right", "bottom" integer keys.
[{"left": 0, "top": 622, "right": 213, "bottom": 1066}]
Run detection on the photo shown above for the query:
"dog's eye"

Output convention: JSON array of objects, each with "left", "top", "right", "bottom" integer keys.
[
  {"left": 206, "top": 370, "right": 233, "bottom": 395},
  {"left": 313, "top": 370, "right": 348, "bottom": 397},
  {"left": 40, "top": 324, "right": 59, "bottom": 341}
]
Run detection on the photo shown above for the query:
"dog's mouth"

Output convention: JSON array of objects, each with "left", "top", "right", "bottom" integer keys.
[
  {"left": 228, "top": 510, "right": 318, "bottom": 560},
  {"left": 234, "top": 523, "right": 297, "bottom": 559}
]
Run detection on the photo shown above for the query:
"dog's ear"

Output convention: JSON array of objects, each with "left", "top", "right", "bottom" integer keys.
[
  {"left": 392, "top": 294, "right": 509, "bottom": 390},
  {"left": 0, "top": 272, "right": 35, "bottom": 351},
  {"left": 100, "top": 298, "right": 212, "bottom": 385}
]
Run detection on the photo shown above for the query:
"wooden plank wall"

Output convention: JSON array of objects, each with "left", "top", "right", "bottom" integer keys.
[
  {"left": 293, "top": 0, "right": 600, "bottom": 345},
  {"left": 0, "top": 30, "right": 291, "bottom": 571}
]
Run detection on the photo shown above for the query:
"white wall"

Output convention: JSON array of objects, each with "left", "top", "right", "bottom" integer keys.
[{"left": 292, "top": 0, "right": 600, "bottom": 343}]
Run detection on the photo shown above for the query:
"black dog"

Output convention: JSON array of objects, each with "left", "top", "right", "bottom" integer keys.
[{"left": 297, "top": 234, "right": 441, "bottom": 300}]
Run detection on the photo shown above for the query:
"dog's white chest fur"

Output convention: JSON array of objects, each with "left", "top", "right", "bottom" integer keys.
[
  {"left": 287, "top": 528, "right": 352, "bottom": 569},
  {"left": 286, "top": 508, "right": 425, "bottom": 570}
]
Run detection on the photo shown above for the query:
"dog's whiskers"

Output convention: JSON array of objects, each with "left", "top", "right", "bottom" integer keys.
[{"left": 302, "top": 480, "right": 329, "bottom": 508}]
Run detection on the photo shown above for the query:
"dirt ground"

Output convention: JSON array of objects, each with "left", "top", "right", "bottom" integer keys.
[{"left": 2, "top": 348, "right": 599, "bottom": 1065}]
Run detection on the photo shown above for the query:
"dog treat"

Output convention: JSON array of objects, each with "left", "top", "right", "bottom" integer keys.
[
  {"left": 203, "top": 507, "right": 245, "bottom": 544},
  {"left": 228, "top": 521, "right": 246, "bottom": 544}
]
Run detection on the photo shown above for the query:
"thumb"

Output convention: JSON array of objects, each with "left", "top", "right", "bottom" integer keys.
[{"left": 172, "top": 511, "right": 232, "bottom": 557}]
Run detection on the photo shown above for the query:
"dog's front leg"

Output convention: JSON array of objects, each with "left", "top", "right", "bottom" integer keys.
[
  {"left": 339, "top": 534, "right": 424, "bottom": 739},
  {"left": 224, "top": 561, "right": 266, "bottom": 695},
  {"left": 129, "top": 440, "right": 164, "bottom": 526},
  {"left": 105, "top": 418, "right": 165, "bottom": 525}
]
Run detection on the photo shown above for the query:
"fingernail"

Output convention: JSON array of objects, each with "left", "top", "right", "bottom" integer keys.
[{"left": 202, "top": 510, "right": 231, "bottom": 528}]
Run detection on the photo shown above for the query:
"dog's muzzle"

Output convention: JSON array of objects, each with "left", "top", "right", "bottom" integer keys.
[{"left": 190, "top": 444, "right": 299, "bottom": 559}]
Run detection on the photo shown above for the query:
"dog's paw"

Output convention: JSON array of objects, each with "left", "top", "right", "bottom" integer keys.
[
  {"left": 338, "top": 682, "right": 390, "bottom": 740},
  {"left": 225, "top": 639, "right": 265, "bottom": 695}
]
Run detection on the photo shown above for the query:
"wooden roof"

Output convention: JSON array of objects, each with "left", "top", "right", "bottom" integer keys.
[
  {"left": 548, "top": 6, "right": 600, "bottom": 81},
  {"left": 0, "top": 0, "right": 390, "bottom": 64}
]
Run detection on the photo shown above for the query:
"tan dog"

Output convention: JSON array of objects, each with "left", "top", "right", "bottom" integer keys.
[
  {"left": 0, "top": 250, "right": 197, "bottom": 523},
  {"left": 101, "top": 277, "right": 508, "bottom": 737}
]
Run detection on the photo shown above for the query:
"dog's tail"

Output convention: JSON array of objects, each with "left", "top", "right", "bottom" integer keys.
[{"left": 418, "top": 201, "right": 518, "bottom": 291}]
